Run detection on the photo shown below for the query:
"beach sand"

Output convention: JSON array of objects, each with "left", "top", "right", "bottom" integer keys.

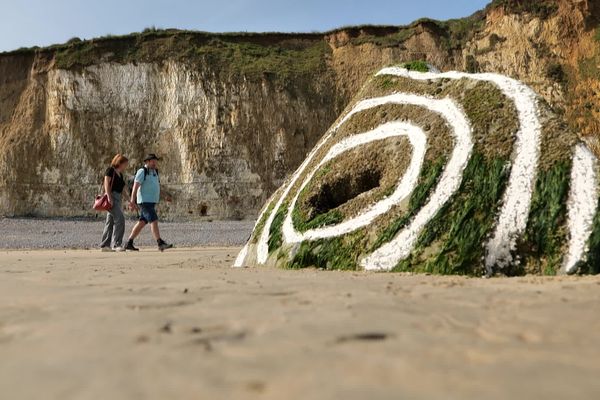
[{"left": 1, "top": 248, "right": 599, "bottom": 399}]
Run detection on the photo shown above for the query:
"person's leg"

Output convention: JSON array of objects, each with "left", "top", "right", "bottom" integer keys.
[
  {"left": 112, "top": 194, "right": 125, "bottom": 248},
  {"left": 125, "top": 202, "right": 147, "bottom": 251},
  {"left": 150, "top": 221, "right": 160, "bottom": 241},
  {"left": 128, "top": 220, "right": 146, "bottom": 241},
  {"left": 100, "top": 211, "right": 114, "bottom": 249},
  {"left": 146, "top": 204, "right": 173, "bottom": 251},
  {"left": 124, "top": 221, "right": 145, "bottom": 251}
]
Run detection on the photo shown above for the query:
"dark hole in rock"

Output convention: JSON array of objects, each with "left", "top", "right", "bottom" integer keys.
[
  {"left": 200, "top": 204, "right": 208, "bottom": 216},
  {"left": 308, "top": 167, "right": 382, "bottom": 215}
]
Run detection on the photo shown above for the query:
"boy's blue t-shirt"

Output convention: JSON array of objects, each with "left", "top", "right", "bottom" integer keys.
[{"left": 134, "top": 168, "right": 160, "bottom": 204}]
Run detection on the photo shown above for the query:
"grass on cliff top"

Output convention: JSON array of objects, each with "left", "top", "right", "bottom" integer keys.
[
  {"left": 347, "top": 14, "right": 485, "bottom": 50},
  {"left": 4, "top": 5, "right": 487, "bottom": 65},
  {"left": 192, "top": 38, "right": 330, "bottom": 81},
  {"left": 46, "top": 32, "right": 331, "bottom": 82},
  {"left": 488, "top": 0, "right": 559, "bottom": 18},
  {"left": 4, "top": 29, "right": 331, "bottom": 84}
]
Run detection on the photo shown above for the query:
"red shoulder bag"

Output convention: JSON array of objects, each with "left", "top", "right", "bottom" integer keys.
[{"left": 93, "top": 169, "right": 115, "bottom": 211}]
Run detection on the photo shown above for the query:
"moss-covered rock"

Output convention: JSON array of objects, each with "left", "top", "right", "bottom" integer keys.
[{"left": 235, "top": 64, "right": 599, "bottom": 276}]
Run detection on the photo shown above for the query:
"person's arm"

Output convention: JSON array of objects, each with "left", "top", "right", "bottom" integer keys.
[
  {"left": 122, "top": 179, "right": 131, "bottom": 202},
  {"left": 122, "top": 186, "right": 128, "bottom": 202},
  {"left": 129, "top": 182, "right": 140, "bottom": 211},
  {"left": 103, "top": 175, "right": 113, "bottom": 205},
  {"left": 129, "top": 168, "right": 145, "bottom": 210}
]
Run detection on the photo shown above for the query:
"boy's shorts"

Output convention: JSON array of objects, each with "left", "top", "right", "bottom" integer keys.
[{"left": 139, "top": 203, "right": 158, "bottom": 223}]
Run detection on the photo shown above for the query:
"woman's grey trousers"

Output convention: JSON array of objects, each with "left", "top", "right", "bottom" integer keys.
[{"left": 100, "top": 192, "right": 125, "bottom": 248}]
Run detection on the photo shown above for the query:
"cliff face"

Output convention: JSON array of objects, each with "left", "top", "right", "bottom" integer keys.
[
  {"left": 464, "top": 0, "right": 600, "bottom": 145},
  {"left": 0, "top": 0, "right": 598, "bottom": 220},
  {"left": 0, "top": 48, "right": 339, "bottom": 219}
]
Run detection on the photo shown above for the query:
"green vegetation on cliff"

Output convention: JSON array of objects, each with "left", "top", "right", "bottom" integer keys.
[
  {"left": 5, "top": 29, "right": 331, "bottom": 84},
  {"left": 489, "top": 0, "right": 559, "bottom": 18},
  {"left": 344, "top": 14, "right": 485, "bottom": 50},
  {"left": 50, "top": 31, "right": 331, "bottom": 82},
  {"left": 2, "top": 5, "right": 487, "bottom": 79},
  {"left": 401, "top": 60, "right": 431, "bottom": 72}
]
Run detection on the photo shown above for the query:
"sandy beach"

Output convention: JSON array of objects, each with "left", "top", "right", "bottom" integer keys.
[{"left": 1, "top": 247, "right": 599, "bottom": 400}]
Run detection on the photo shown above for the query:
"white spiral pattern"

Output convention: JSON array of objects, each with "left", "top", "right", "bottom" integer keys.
[
  {"left": 376, "top": 67, "right": 543, "bottom": 273},
  {"left": 234, "top": 67, "right": 600, "bottom": 275},
  {"left": 283, "top": 121, "right": 427, "bottom": 243}
]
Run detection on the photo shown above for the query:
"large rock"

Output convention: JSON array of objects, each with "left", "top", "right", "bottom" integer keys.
[{"left": 235, "top": 65, "right": 600, "bottom": 276}]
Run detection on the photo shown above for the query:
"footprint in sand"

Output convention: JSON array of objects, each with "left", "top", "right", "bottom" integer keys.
[{"left": 335, "top": 332, "right": 392, "bottom": 343}]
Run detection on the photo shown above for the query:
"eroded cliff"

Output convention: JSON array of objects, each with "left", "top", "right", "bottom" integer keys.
[{"left": 0, "top": 42, "right": 339, "bottom": 219}]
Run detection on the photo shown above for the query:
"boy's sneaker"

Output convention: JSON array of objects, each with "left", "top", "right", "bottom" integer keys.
[
  {"left": 125, "top": 242, "right": 139, "bottom": 251},
  {"left": 113, "top": 246, "right": 126, "bottom": 252},
  {"left": 158, "top": 241, "right": 173, "bottom": 252},
  {"left": 101, "top": 247, "right": 114, "bottom": 252}
]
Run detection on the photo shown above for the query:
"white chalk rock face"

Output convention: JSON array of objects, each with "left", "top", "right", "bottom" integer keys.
[
  {"left": 235, "top": 65, "right": 600, "bottom": 276},
  {"left": 0, "top": 59, "right": 337, "bottom": 220}
]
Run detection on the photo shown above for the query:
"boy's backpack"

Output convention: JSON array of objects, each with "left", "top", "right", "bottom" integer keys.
[
  {"left": 128, "top": 167, "right": 160, "bottom": 193},
  {"left": 142, "top": 167, "right": 160, "bottom": 182}
]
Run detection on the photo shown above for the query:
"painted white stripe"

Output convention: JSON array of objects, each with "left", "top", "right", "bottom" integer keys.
[
  {"left": 283, "top": 121, "right": 426, "bottom": 243},
  {"left": 254, "top": 118, "right": 344, "bottom": 264},
  {"left": 233, "top": 243, "right": 249, "bottom": 267},
  {"left": 360, "top": 96, "right": 472, "bottom": 270},
  {"left": 377, "top": 67, "right": 542, "bottom": 273},
  {"left": 563, "top": 144, "right": 599, "bottom": 274},
  {"left": 233, "top": 195, "right": 278, "bottom": 267}
]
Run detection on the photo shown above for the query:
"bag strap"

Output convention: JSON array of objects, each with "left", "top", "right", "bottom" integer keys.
[
  {"left": 106, "top": 168, "right": 116, "bottom": 194},
  {"left": 142, "top": 167, "right": 158, "bottom": 182}
]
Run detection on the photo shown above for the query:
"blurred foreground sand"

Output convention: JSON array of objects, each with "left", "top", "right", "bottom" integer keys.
[{"left": 1, "top": 248, "right": 599, "bottom": 400}]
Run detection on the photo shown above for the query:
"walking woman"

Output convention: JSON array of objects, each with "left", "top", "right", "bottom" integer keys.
[{"left": 100, "top": 154, "right": 129, "bottom": 252}]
